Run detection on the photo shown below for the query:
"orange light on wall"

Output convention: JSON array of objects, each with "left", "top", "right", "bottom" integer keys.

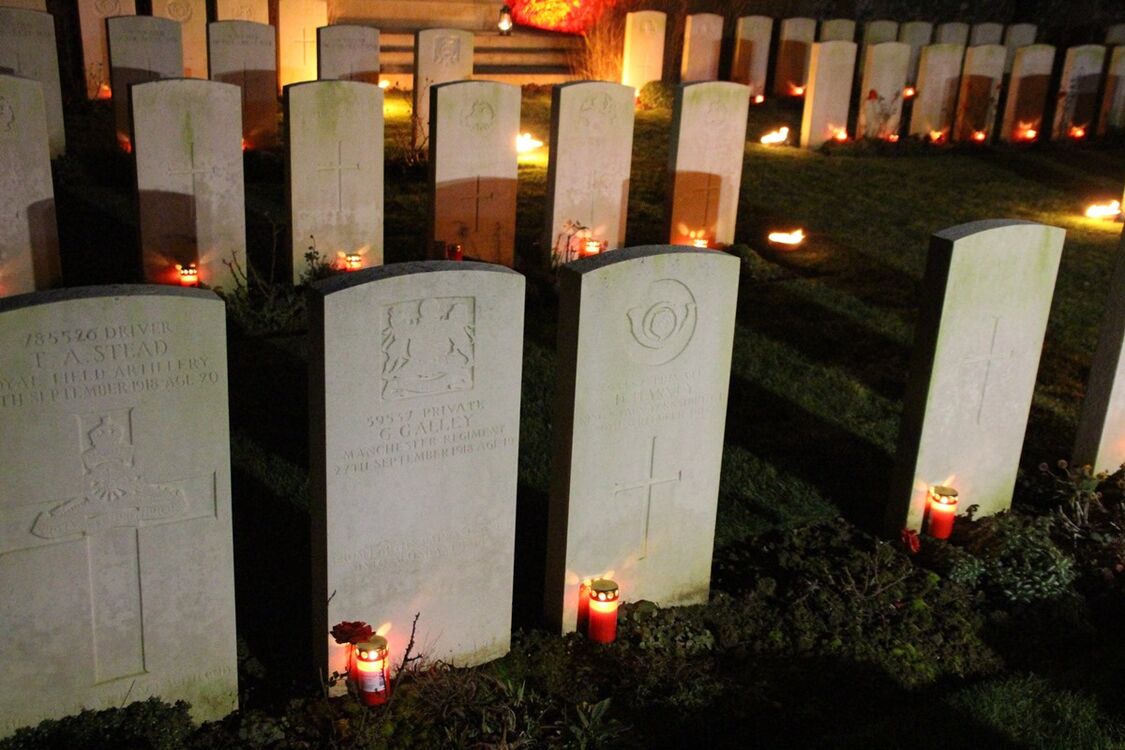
[
  {"left": 1068, "top": 124, "right": 1087, "bottom": 140},
  {"left": 926, "top": 485, "right": 958, "bottom": 539},
  {"left": 832, "top": 128, "right": 848, "bottom": 142},
  {"left": 971, "top": 130, "right": 987, "bottom": 142},
  {"left": 760, "top": 125, "right": 789, "bottom": 145},
  {"left": 353, "top": 637, "right": 391, "bottom": 706},
  {"left": 586, "top": 578, "right": 619, "bottom": 643},
  {"left": 97, "top": 83, "right": 112, "bottom": 100},
  {"left": 446, "top": 243, "right": 464, "bottom": 261},
  {"left": 768, "top": 228, "right": 805, "bottom": 247},
  {"left": 1085, "top": 200, "right": 1122, "bottom": 220},
  {"left": 753, "top": 94, "right": 765, "bottom": 104},
  {"left": 902, "top": 86, "right": 916, "bottom": 99},
  {"left": 788, "top": 83, "right": 805, "bottom": 97},
  {"left": 176, "top": 263, "right": 199, "bottom": 287}
]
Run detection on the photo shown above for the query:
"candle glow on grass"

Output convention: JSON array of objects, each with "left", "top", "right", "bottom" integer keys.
[
  {"left": 768, "top": 228, "right": 806, "bottom": 247},
  {"left": 760, "top": 126, "right": 789, "bottom": 145},
  {"left": 1085, "top": 200, "right": 1122, "bottom": 220}
]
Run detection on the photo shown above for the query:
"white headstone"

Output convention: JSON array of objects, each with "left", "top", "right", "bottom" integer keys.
[
  {"left": 1075, "top": 231, "right": 1125, "bottom": 473},
  {"left": 970, "top": 22, "right": 1003, "bottom": 47},
  {"left": 856, "top": 42, "right": 910, "bottom": 140},
  {"left": 309, "top": 262, "right": 525, "bottom": 679},
  {"left": 78, "top": 0, "right": 137, "bottom": 99},
  {"left": 774, "top": 17, "right": 816, "bottom": 97},
  {"left": 0, "top": 286, "right": 237, "bottom": 736},
  {"left": 667, "top": 82, "right": 748, "bottom": 248},
  {"left": 681, "top": 13, "right": 722, "bottom": 82},
  {"left": 107, "top": 15, "right": 183, "bottom": 151},
  {"left": 429, "top": 80, "right": 519, "bottom": 266},
  {"left": 888, "top": 220, "right": 1064, "bottom": 531},
  {"left": 545, "top": 81, "right": 635, "bottom": 267},
  {"left": 286, "top": 80, "right": 383, "bottom": 282},
  {"left": 621, "top": 11, "right": 666, "bottom": 93},
  {"left": 0, "top": 0, "right": 46, "bottom": 9},
  {"left": 1099, "top": 45, "right": 1125, "bottom": 135},
  {"left": 1052, "top": 44, "right": 1106, "bottom": 140},
  {"left": 860, "top": 19, "right": 899, "bottom": 75},
  {"left": 898, "top": 21, "right": 933, "bottom": 84},
  {"left": 730, "top": 15, "right": 771, "bottom": 96},
  {"left": 412, "top": 28, "right": 473, "bottom": 149},
  {"left": 318, "top": 23, "right": 379, "bottom": 84},
  {"left": 909, "top": 43, "right": 964, "bottom": 140},
  {"left": 1108, "top": 23, "right": 1125, "bottom": 46},
  {"left": 0, "top": 8, "right": 65, "bottom": 157},
  {"left": 215, "top": 0, "right": 268, "bottom": 23},
  {"left": 544, "top": 245, "right": 739, "bottom": 633},
  {"left": 819, "top": 19, "right": 855, "bottom": 42},
  {"left": 953, "top": 44, "right": 1005, "bottom": 143},
  {"left": 1003, "top": 23, "right": 1037, "bottom": 73},
  {"left": 132, "top": 79, "right": 245, "bottom": 292},
  {"left": 935, "top": 22, "right": 969, "bottom": 47},
  {"left": 207, "top": 20, "right": 278, "bottom": 149},
  {"left": 277, "top": 0, "right": 328, "bottom": 91},
  {"left": 799, "top": 40, "right": 857, "bottom": 148},
  {"left": 152, "top": 0, "right": 207, "bottom": 79},
  {"left": 1000, "top": 44, "right": 1054, "bottom": 143},
  {"left": 0, "top": 74, "right": 59, "bottom": 297}
]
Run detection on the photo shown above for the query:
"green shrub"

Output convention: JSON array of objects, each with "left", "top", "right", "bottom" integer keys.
[
  {"left": 0, "top": 698, "right": 195, "bottom": 750},
  {"left": 958, "top": 512, "right": 1077, "bottom": 604},
  {"left": 637, "top": 81, "right": 675, "bottom": 110}
]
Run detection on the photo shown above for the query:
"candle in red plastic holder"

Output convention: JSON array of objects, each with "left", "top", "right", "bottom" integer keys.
[
  {"left": 446, "top": 243, "right": 464, "bottom": 261},
  {"left": 586, "top": 578, "right": 619, "bottom": 644},
  {"left": 352, "top": 636, "right": 391, "bottom": 706},
  {"left": 926, "top": 485, "right": 959, "bottom": 539}
]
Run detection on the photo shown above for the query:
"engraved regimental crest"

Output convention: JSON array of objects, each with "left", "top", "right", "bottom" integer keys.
[
  {"left": 463, "top": 100, "right": 496, "bottom": 132},
  {"left": 166, "top": 0, "right": 193, "bottom": 22},
  {"left": 434, "top": 36, "right": 461, "bottom": 65},
  {"left": 96, "top": 0, "right": 122, "bottom": 15},
  {"left": 579, "top": 93, "right": 617, "bottom": 137},
  {"left": 626, "top": 279, "right": 697, "bottom": 366},
  {"left": 381, "top": 297, "right": 476, "bottom": 400}
]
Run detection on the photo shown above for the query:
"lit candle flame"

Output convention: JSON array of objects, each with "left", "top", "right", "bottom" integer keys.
[
  {"left": 688, "top": 230, "right": 709, "bottom": 249},
  {"left": 378, "top": 80, "right": 390, "bottom": 89},
  {"left": 832, "top": 128, "right": 848, "bottom": 142},
  {"left": 1068, "top": 124, "right": 1087, "bottom": 140},
  {"left": 768, "top": 228, "right": 805, "bottom": 246},
  {"left": 903, "top": 86, "right": 916, "bottom": 98},
  {"left": 1085, "top": 200, "right": 1122, "bottom": 220},
  {"left": 885, "top": 133, "right": 900, "bottom": 143},
  {"left": 176, "top": 263, "right": 199, "bottom": 287},
  {"left": 929, "top": 129, "right": 946, "bottom": 144},
  {"left": 1015, "top": 122, "right": 1038, "bottom": 141},
  {"left": 760, "top": 126, "right": 789, "bottom": 145},
  {"left": 753, "top": 94, "right": 765, "bottom": 104},
  {"left": 516, "top": 132, "right": 543, "bottom": 153},
  {"left": 788, "top": 83, "right": 805, "bottom": 97},
  {"left": 971, "top": 130, "right": 987, "bottom": 142}
]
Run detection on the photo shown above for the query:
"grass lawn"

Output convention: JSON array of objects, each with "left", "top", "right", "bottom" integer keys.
[{"left": 14, "top": 86, "right": 1125, "bottom": 749}]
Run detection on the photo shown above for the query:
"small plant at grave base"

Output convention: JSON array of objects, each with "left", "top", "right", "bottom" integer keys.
[
  {"left": 860, "top": 88, "right": 903, "bottom": 141},
  {"left": 955, "top": 510, "right": 1077, "bottom": 604},
  {"left": 1039, "top": 460, "right": 1118, "bottom": 543},
  {"left": 637, "top": 80, "right": 675, "bottom": 110}
]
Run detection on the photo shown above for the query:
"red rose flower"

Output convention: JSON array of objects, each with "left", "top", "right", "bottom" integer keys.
[
  {"left": 867, "top": 89, "right": 879, "bottom": 100},
  {"left": 900, "top": 528, "right": 921, "bottom": 554},
  {"left": 331, "top": 620, "right": 373, "bottom": 645}
]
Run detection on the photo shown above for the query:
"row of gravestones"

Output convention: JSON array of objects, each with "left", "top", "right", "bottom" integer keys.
[
  {"left": 623, "top": 11, "right": 1125, "bottom": 148},
  {"left": 0, "top": 58, "right": 752, "bottom": 298},
  {"left": 6, "top": 219, "right": 1125, "bottom": 735}
]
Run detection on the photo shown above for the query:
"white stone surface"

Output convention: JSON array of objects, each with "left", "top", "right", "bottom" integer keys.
[
  {"left": 413, "top": 28, "right": 473, "bottom": 148},
  {"left": 78, "top": 0, "right": 136, "bottom": 99},
  {"left": 1052, "top": 45, "right": 1106, "bottom": 140},
  {"left": 819, "top": 19, "right": 855, "bottom": 42},
  {"left": 621, "top": 11, "right": 665, "bottom": 93},
  {"left": 107, "top": 15, "right": 182, "bottom": 151},
  {"left": 544, "top": 245, "right": 739, "bottom": 633},
  {"left": 132, "top": 79, "right": 245, "bottom": 292},
  {"left": 429, "top": 80, "right": 519, "bottom": 266},
  {"left": 970, "top": 22, "right": 1003, "bottom": 47},
  {"left": 898, "top": 20, "right": 933, "bottom": 84},
  {"left": 888, "top": 220, "right": 1064, "bottom": 531},
  {"left": 0, "top": 74, "right": 59, "bottom": 297},
  {"left": 215, "top": 0, "right": 268, "bottom": 23},
  {"left": 730, "top": 15, "right": 770, "bottom": 96},
  {"left": 1075, "top": 231, "right": 1125, "bottom": 473},
  {"left": 287, "top": 80, "right": 383, "bottom": 282},
  {"left": 1000, "top": 44, "right": 1054, "bottom": 142},
  {"left": 774, "top": 17, "right": 815, "bottom": 97},
  {"left": 953, "top": 44, "right": 1005, "bottom": 143},
  {"left": 935, "top": 21, "right": 969, "bottom": 46},
  {"left": 0, "top": 1, "right": 45, "bottom": 9},
  {"left": 278, "top": 0, "right": 328, "bottom": 91},
  {"left": 0, "top": 8, "right": 65, "bottom": 157},
  {"left": 860, "top": 19, "right": 899, "bottom": 76},
  {"left": 207, "top": 20, "right": 278, "bottom": 149},
  {"left": 667, "top": 81, "right": 749, "bottom": 247},
  {"left": 681, "top": 13, "right": 722, "bottom": 82},
  {"left": 152, "top": 0, "right": 207, "bottom": 79},
  {"left": 909, "top": 43, "right": 964, "bottom": 139},
  {"left": 318, "top": 23, "right": 379, "bottom": 84},
  {"left": 545, "top": 81, "right": 634, "bottom": 266},
  {"left": 1003, "top": 23, "right": 1037, "bottom": 72},
  {"left": 0, "top": 286, "right": 237, "bottom": 737},
  {"left": 1099, "top": 46, "right": 1125, "bottom": 134},
  {"left": 309, "top": 262, "right": 524, "bottom": 678},
  {"left": 856, "top": 41, "right": 910, "bottom": 140},
  {"left": 799, "top": 40, "right": 856, "bottom": 148}
]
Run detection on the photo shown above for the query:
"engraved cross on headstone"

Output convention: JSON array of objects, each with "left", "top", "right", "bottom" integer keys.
[
  {"left": 687, "top": 173, "right": 722, "bottom": 234},
  {"left": 168, "top": 140, "right": 208, "bottom": 230},
  {"left": 293, "top": 26, "right": 316, "bottom": 66},
  {"left": 0, "top": 410, "right": 217, "bottom": 685},
  {"left": 961, "top": 316, "right": 1017, "bottom": 424},
  {"left": 612, "top": 436, "right": 682, "bottom": 560},
  {"left": 317, "top": 140, "right": 360, "bottom": 212},
  {"left": 455, "top": 175, "right": 497, "bottom": 232}
]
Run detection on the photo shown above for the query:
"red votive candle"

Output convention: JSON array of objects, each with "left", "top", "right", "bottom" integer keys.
[
  {"left": 926, "top": 485, "right": 959, "bottom": 539},
  {"left": 446, "top": 243, "right": 463, "bottom": 261},
  {"left": 352, "top": 637, "right": 391, "bottom": 706},
  {"left": 586, "top": 578, "right": 619, "bottom": 644}
]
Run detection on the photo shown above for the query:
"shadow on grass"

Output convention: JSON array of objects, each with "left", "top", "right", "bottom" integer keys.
[
  {"left": 227, "top": 331, "right": 309, "bottom": 470},
  {"left": 725, "top": 374, "right": 893, "bottom": 533}
]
